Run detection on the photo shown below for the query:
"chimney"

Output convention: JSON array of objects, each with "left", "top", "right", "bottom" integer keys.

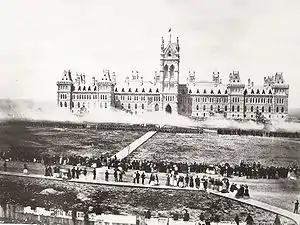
[
  {"left": 125, "top": 76, "right": 129, "bottom": 85},
  {"left": 251, "top": 82, "right": 254, "bottom": 87},
  {"left": 141, "top": 76, "right": 143, "bottom": 85},
  {"left": 248, "top": 78, "right": 251, "bottom": 87},
  {"left": 92, "top": 77, "right": 95, "bottom": 86}
]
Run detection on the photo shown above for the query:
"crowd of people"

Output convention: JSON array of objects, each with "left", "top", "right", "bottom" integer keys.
[
  {"left": 217, "top": 128, "right": 300, "bottom": 138},
  {"left": 145, "top": 209, "right": 256, "bottom": 225},
  {"left": 1, "top": 152, "right": 298, "bottom": 180}
]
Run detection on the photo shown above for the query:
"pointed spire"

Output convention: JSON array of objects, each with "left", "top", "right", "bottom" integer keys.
[
  {"left": 161, "top": 37, "right": 164, "bottom": 50},
  {"left": 168, "top": 28, "right": 172, "bottom": 42}
]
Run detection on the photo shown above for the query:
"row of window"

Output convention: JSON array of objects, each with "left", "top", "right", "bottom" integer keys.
[
  {"left": 58, "top": 85, "right": 69, "bottom": 90},
  {"left": 246, "top": 98, "right": 272, "bottom": 104},
  {"left": 194, "top": 112, "right": 285, "bottom": 119},
  {"left": 194, "top": 104, "right": 285, "bottom": 113},
  {"left": 194, "top": 97, "right": 229, "bottom": 103},
  {"left": 115, "top": 95, "right": 175, "bottom": 102},
  {"left": 165, "top": 96, "right": 175, "bottom": 101},
  {"left": 276, "top": 98, "right": 285, "bottom": 104},
  {"left": 60, "top": 94, "right": 68, "bottom": 99},
  {"left": 74, "top": 94, "right": 108, "bottom": 100},
  {"left": 122, "top": 103, "right": 145, "bottom": 110}
]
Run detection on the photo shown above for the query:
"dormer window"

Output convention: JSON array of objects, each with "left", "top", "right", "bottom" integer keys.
[
  {"left": 262, "top": 90, "right": 265, "bottom": 94},
  {"left": 149, "top": 88, "right": 152, "bottom": 93},
  {"left": 225, "top": 90, "right": 228, "bottom": 94},
  {"left": 122, "top": 88, "right": 125, "bottom": 92},
  {"left": 94, "top": 86, "right": 97, "bottom": 91},
  {"left": 189, "top": 89, "right": 192, "bottom": 94},
  {"left": 128, "top": 88, "right": 132, "bottom": 92},
  {"left": 88, "top": 86, "right": 91, "bottom": 91},
  {"left": 135, "top": 88, "right": 138, "bottom": 92},
  {"left": 156, "top": 88, "right": 159, "bottom": 93},
  {"left": 251, "top": 89, "right": 254, "bottom": 94},
  {"left": 78, "top": 86, "right": 81, "bottom": 91},
  {"left": 115, "top": 88, "right": 118, "bottom": 92},
  {"left": 218, "top": 89, "right": 221, "bottom": 94},
  {"left": 256, "top": 89, "right": 260, "bottom": 94},
  {"left": 203, "top": 89, "right": 206, "bottom": 94},
  {"left": 83, "top": 86, "right": 86, "bottom": 91},
  {"left": 197, "top": 89, "right": 200, "bottom": 94},
  {"left": 211, "top": 90, "right": 214, "bottom": 94},
  {"left": 142, "top": 88, "right": 145, "bottom": 93}
]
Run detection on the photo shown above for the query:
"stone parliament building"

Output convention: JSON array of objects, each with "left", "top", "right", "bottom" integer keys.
[{"left": 57, "top": 34, "right": 289, "bottom": 120}]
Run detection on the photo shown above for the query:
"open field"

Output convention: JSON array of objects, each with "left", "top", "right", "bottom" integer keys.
[
  {"left": 130, "top": 132, "right": 300, "bottom": 167},
  {"left": 0, "top": 175, "right": 289, "bottom": 224},
  {"left": 0, "top": 121, "right": 144, "bottom": 158}
]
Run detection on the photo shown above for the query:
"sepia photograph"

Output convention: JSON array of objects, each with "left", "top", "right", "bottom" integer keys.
[{"left": 0, "top": 0, "right": 299, "bottom": 224}]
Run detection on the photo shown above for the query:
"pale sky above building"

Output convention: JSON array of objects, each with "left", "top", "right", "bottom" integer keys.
[{"left": 0, "top": 0, "right": 299, "bottom": 108}]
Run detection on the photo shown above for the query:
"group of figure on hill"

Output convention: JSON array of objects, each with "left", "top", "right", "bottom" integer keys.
[
  {"left": 1, "top": 152, "right": 298, "bottom": 180},
  {"left": 145, "top": 209, "right": 256, "bottom": 225}
]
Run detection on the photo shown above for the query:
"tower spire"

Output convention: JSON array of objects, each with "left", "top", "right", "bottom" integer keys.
[{"left": 168, "top": 28, "right": 172, "bottom": 42}]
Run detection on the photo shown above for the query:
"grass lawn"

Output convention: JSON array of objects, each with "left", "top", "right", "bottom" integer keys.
[
  {"left": 0, "top": 121, "right": 144, "bottom": 158},
  {"left": 130, "top": 132, "right": 300, "bottom": 167}
]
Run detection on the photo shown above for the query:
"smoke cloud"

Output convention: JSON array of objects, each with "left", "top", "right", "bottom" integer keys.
[{"left": 0, "top": 99, "right": 299, "bottom": 132}]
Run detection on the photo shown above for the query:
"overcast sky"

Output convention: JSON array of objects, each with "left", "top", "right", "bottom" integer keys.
[{"left": 0, "top": 0, "right": 299, "bottom": 108}]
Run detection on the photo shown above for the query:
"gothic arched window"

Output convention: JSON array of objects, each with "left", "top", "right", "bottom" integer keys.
[
  {"left": 164, "top": 65, "right": 168, "bottom": 78},
  {"left": 170, "top": 64, "right": 175, "bottom": 78}
]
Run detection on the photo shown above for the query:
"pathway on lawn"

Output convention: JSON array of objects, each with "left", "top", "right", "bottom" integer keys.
[
  {"left": 112, "top": 130, "right": 157, "bottom": 160},
  {"left": 0, "top": 170, "right": 299, "bottom": 225}
]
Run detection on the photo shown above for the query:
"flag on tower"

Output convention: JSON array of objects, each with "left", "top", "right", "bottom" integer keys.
[{"left": 168, "top": 28, "right": 171, "bottom": 32}]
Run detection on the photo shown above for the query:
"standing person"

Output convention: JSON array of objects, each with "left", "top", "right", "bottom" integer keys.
[
  {"left": 105, "top": 170, "right": 109, "bottom": 182},
  {"left": 234, "top": 214, "right": 240, "bottom": 225},
  {"left": 133, "top": 171, "right": 136, "bottom": 184},
  {"left": 141, "top": 172, "right": 146, "bottom": 185},
  {"left": 245, "top": 213, "right": 254, "bottom": 225},
  {"left": 195, "top": 176, "right": 200, "bottom": 189},
  {"left": 114, "top": 169, "right": 118, "bottom": 182},
  {"left": 155, "top": 173, "right": 159, "bottom": 185},
  {"left": 244, "top": 186, "right": 250, "bottom": 199},
  {"left": 3, "top": 161, "right": 7, "bottom": 172},
  {"left": 183, "top": 209, "right": 190, "bottom": 221},
  {"left": 189, "top": 176, "right": 194, "bottom": 188},
  {"left": 71, "top": 167, "right": 76, "bottom": 179},
  {"left": 185, "top": 174, "right": 189, "bottom": 187},
  {"left": 93, "top": 168, "right": 96, "bottom": 180},
  {"left": 83, "top": 167, "right": 87, "bottom": 180},
  {"left": 119, "top": 170, "right": 123, "bottom": 182},
  {"left": 294, "top": 200, "right": 299, "bottom": 214},
  {"left": 136, "top": 171, "right": 140, "bottom": 184},
  {"left": 23, "top": 164, "right": 28, "bottom": 174},
  {"left": 203, "top": 179, "right": 208, "bottom": 192},
  {"left": 76, "top": 167, "right": 80, "bottom": 179},
  {"left": 166, "top": 173, "right": 170, "bottom": 186}
]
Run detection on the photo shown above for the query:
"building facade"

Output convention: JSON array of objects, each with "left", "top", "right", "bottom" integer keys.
[{"left": 57, "top": 34, "right": 289, "bottom": 120}]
